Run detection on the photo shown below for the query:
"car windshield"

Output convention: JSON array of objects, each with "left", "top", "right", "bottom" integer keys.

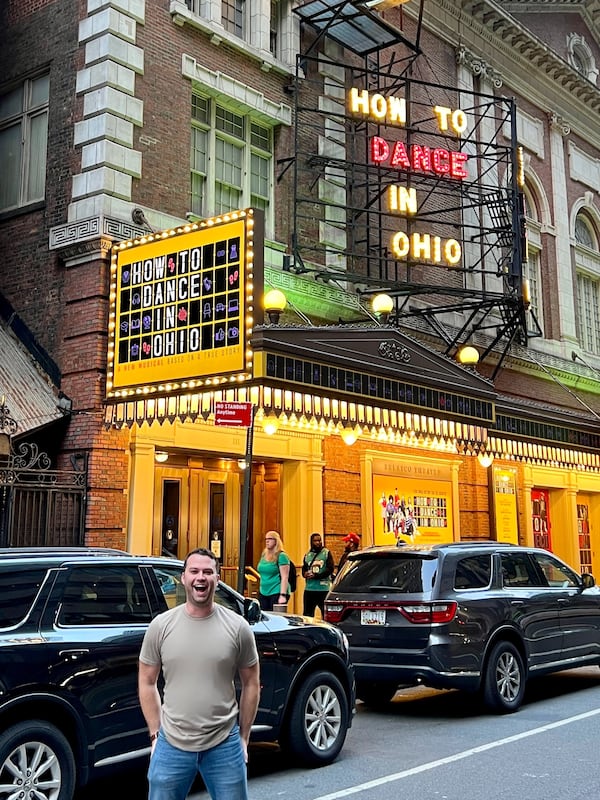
[{"left": 334, "top": 555, "right": 438, "bottom": 594}]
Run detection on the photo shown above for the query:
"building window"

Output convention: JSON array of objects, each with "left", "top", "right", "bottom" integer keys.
[
  {"left": 522, "top": 183, "right": 543, "bottom": 335},
  {"left": 576, "top": 273, "right": 600, "bottom": 354},
  {"left": 575, "top": 214, "right": 597, "bottom": 249},
  {"left": 523, "top": 248, "right": 542, "bottom": 333},
  {"left": 0, "top": 73, "right": 49, "bottom": 213},
  {"left": 574, "top": 211, "right": 600, "bottom": 353},
  {"left": 222, "top": 0, "right": 245, "bottom": 37},
  {"left": 182, "top": 0, "right": 296, "bottom": 67},
  {"left": 191, "top": 94, "right": 273, "bottom": 224},
  {"left": 567, "top": 33, "right": 598, "bottom": 85}
]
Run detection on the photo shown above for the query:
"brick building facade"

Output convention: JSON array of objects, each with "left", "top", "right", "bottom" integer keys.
[{"left": 2, "top": 0, "right": 600, "bottom": 601}]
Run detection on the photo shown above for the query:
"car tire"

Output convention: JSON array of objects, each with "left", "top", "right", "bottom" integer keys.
[
  {"left": 0, "top": 720, "right": 76, "bottom": 800},
  {"left": 282, "top": 670, "right": 349, "bottom": 767},
  {"left": 356, "top": 681, "right": 398, "bottom": 707},
  {"left": 482, "top": 641, "right": 526, "bottom": 713}
]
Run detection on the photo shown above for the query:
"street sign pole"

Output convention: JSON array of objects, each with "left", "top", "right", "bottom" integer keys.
[{"left": 237, "top": 405, "right": 255, "bottom": 594}]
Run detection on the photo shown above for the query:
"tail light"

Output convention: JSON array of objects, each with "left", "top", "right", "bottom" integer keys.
[
  {"left": 325, "top": 600, "right": 457, "bottom": 625},
  {"left": 399, "top": 602, "right": 457, "bottom": 624},
  {"left": 324, "top": 604, "right": 344, "bottom": 624}
]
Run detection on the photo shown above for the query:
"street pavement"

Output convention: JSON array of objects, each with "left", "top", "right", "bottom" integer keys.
[{"left": 79, "top": 666, "right": 600, "bottom": 800}]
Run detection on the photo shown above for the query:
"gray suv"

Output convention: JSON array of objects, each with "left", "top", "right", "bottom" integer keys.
[{"left": 325, "top": 542, "right": 600, "bottom": 712}]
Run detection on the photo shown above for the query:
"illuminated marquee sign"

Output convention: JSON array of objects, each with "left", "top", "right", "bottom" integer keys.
[
  {"left": 106, "top": 209, "right": 259, "bottom": 398},
  {"left": 349, "top": 87, "right": 467, "bottom": 268}
]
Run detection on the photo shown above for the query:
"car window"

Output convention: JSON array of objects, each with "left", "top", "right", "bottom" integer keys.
[
  {"left": 152, "top": 565, "right": 185, "bottom": 608},
  {"left": 454, "top": 555, "right": 492, "bottom": 589},
  {"left": 58, "top": 566, "right": 151, "bottom": 625},
  {"left": 334, "top": 556, "right": 438, "bottom": 593},
  {"left": 150, "top": 564, "right": 241, "bottom": 614},
  {"left": 0, "top": 568, "right": 48, "bottom": 628},
  {"left": 501, "top": 553, "right": 544, "bottom": 587},
  {"left": 532, "top": 553, "right": 580, "bottom": 588}
]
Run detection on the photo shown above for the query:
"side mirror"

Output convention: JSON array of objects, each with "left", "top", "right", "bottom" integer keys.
[
  {"left": 244, "top": 597, "right": 262, "bottom": 623},
  {"left": 581, "top": 573, "right": 596, "bottom": 590}
]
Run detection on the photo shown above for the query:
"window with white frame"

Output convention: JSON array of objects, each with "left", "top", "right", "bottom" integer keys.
[
  {"left": 0, "top": 73, "right": 49, "bottom": 213},
  {"left": 191, "top": 94, "right": 273, "bottom": 224},
  {"left": 182, "top": 0, "right": 296, "bottom": 66},
  {"left": 522, "top": 183, "right": 543, "bottom": 334},
  {"left": 221, "top": 0, "right": 245, "bottom": 37},
  {"left": 575, "top": 214, "right": 597, "bottom": 249},
  {"left": 567, "top": 33, "right": 598, "bottom": 85},
  {"left": 575, "top": 211, "right": 600, "bottom": 354},
  {"left": 523, "top": 247, "right": 542, "bottom": 333},
  {"left": 576, "top": 273, "right": 600, "bottom": 354}
]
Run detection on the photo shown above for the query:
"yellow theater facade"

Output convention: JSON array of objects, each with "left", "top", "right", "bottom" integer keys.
[{"left": 104, "top": 209, "right": 600, "bottom": 605}]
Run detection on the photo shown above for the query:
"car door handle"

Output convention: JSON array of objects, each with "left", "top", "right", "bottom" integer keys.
[
  {"left": 510, "top": 600, "right": 524, "bottom": 605},
  {"left": 59, "top": 649, "right": 90, "bottom": 660},
  {"left": 557, "top": 598, "right": 569, "bottom": 605}
]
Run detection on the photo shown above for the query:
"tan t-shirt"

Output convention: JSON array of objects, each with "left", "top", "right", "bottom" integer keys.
[{"left": 139, "top": 603, "right": 259, "bottom": 751}]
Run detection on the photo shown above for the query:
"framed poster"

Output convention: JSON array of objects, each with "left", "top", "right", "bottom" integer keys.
[
  {"left": 492, "top": 466, "right": 519, "bottom": 545},
  {"left": 372, "top": 474, "right": 451, "bottom": 547},
  {"left": 531, "top": 487, "right": 551, "bottom": 550}
]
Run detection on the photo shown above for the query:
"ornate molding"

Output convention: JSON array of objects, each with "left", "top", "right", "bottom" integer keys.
[
  {"left": 50, "top": 216, "right": 147, "bottom": 253},
  {"left": 456, "top": 46, "right": 503, "bottom": 88},
  {"left": 548, "top": 112, "right": 571, "bottom": 136}
]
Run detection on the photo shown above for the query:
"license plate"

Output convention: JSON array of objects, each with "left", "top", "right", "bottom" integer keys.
[{"left": 361, "top": 609, "right": 386, "bottom": 625}]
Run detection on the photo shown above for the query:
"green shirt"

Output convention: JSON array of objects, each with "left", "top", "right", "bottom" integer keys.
[
  {"left": 304, "top": 548, "right": 332, "bottom": 592},
  {"left": 258, "top": 552, "right": 290, "bottom": 595}
]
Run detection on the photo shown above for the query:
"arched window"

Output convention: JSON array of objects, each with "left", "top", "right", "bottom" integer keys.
[
  {"left": 575, "top": 214, "right": 597, "bottom": 249},
  {"left": 567, "top": 33, "right": 598, "bottom": 85},
  {"left": 574, "top": 210, "right": 600, "bottom": 353},
  {"left": 522, "top": 182, "right": 543, "bottom": 335}
]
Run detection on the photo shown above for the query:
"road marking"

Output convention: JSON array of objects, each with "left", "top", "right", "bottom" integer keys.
[{"left": 313, "top": 706, "right": 600, "bottom": 799}]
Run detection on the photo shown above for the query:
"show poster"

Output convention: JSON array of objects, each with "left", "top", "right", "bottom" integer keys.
[
  {"left": 372, "top": 474, "right": 451, "bottom": 547},
  {"left": 106, "top": 210, "right": 261, "bottom": 397},
  {"left": 493, "top": 466, "right": 519, "bottom": 544},
  {"left": 531, "top": 487, "right": 551, "bottom": 550}
]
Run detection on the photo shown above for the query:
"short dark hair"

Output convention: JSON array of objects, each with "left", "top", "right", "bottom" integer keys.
[{"left": 183, "top": 547, "right": 220, "bottom": 571}]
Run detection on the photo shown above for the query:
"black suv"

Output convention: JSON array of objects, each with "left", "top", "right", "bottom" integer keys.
[
  {"left": 0, "top": 548, "right": 355, "bottom": 800},
  {"left": 325, "top": 542, "right": 600, "bottom": 712}
]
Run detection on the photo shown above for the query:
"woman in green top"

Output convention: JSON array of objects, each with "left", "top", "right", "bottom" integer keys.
[{"left": 257, "top": 530, "right": 290, "bottom": 610}]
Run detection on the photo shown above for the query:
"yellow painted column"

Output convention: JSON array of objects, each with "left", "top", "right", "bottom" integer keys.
[
  {"left": 521, "top": 464, "right": 534, "bottom": 547},
  {"left": 281, "top": 448, "right": 325, "bottom": 613},
  {"left": 127, "top": 439, "right": 157, "bottom": 555}
]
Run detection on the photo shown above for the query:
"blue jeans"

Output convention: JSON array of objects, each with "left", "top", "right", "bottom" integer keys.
[{"left": 147, "top": 726, "right": 248, "bottom": 800}]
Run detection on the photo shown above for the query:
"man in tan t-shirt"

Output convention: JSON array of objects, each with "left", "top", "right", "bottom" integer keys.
[{"left": 138, "top": 548, "right": 260, "bottom": 800}]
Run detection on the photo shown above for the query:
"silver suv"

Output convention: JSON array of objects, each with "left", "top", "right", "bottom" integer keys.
[{"left": 325, "top": 542, "right": 600, "bottom": 712}]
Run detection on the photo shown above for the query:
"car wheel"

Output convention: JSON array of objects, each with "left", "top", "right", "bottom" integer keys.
[
  {"left": 282, "top": 670, "right": 349, "bottom": 766},
  {"left": 0, "top": 720, "right": 76, "bottom": 800},
  {"left": 482, "top": 641, "right": 525, "bottom": 713},
  {"left": 356, "top": 681, "right": 398, "bottom": 707}
]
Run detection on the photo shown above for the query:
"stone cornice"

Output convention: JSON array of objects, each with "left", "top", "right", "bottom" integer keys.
[
  {"left": 410, "top": 0, "right": 600, "bottom": 145},
  {"left": 49, "top": 215, "right": 147, "bottom": 260}
]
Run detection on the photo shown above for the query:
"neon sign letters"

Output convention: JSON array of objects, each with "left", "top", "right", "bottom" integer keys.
[{"left": 349, "top": 87, "right": 466, "bottom": 267}]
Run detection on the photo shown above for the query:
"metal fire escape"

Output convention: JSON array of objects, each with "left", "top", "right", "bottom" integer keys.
[{"left": 278, "top": 0, "right": 541, "bottom": 378}]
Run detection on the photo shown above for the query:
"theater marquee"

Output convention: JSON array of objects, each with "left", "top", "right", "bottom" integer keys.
[{"left": 106, "top": 209, "right": 261, "bottom": 398}]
